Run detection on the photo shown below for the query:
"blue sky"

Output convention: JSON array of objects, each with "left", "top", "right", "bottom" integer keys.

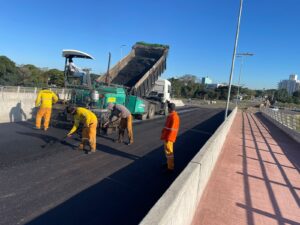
[{"left": 0, "top": 0, "right": 299, "bottom": 89}]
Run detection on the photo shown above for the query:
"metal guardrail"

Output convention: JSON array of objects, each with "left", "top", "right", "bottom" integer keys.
[
  {"left": 0, "top": 86, "right": 69, "bottom": 94},
  {"left": 0, "top": 86, "right": 72, "bottom": 100},
  {"left": 261, "top": 108, "right": 300, "bottom": 132}
]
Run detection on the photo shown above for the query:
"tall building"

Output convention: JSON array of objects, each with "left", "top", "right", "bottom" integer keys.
[
  {"left": 202, "top": 76, "right": 212, "bottom": 85},
  {"left": 278, "top": 74, "right": 300, "bottom": 95}
]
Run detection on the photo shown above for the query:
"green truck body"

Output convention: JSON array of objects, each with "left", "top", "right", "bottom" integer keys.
[{"left": 66, "top": 42, "right": 169, "bottom": 118}]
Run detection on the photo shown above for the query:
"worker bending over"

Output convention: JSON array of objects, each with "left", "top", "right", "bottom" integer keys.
[
  {"left": 160, "top": 103, "right": 180, "bottom": 171},
  {"left": 67, "top": 106, "right": 98, "bottom": 152},
  {"left": 106, "top": 103, "right": 133, "bottom": 145},
  {"left": 35, "top": 87, "right": 58, "bottom": 131}
]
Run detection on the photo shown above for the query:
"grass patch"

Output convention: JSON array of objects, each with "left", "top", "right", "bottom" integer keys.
[{"left": 135, "top": 41, "right": 169, "bottom": 49}]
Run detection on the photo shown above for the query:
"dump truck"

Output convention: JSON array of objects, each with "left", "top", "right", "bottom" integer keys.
[{"left": 62, "top": 42, "right": 170, "bottom": 133}]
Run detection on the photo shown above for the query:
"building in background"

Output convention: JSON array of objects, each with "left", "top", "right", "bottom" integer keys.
[
  {"left": 201, "top": 76, "right": 212, "bottom": 85},
  {"left": 206, "top": 83, "right": 227, "bottom": 89},
  {"left": 278, "top": 74, "right": 300, "bottom": 95}
]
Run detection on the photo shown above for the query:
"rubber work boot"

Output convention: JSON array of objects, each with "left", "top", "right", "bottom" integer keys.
[
  {"left": 167, "top": 158, "right": 175, "bottom": 171},
  {"left": 78, "top": 143, "right": 84, "bottom": 151},
  {"left": 126, "top": 141, "right": 133, "bottom": 146}
]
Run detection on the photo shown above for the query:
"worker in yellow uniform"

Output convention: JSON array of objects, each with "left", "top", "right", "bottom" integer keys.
[
  {"left": 35, "top": 87, "right": 58, "bottom": 131},
  {"left": 160, "top": 103, "right": 180, "bottom": 171},
  {"left": 66, "top": 106, "right": 98, "bottom": 152}
]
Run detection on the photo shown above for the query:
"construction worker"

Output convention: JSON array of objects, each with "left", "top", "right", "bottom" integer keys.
[
  {"left": 66, "top": 106, "right": 98, "bottom": 152},
  {"left": 160, "top": 103, "right": 180, "bottom": 171},
  {"left": 35, "top": 87, "right": 58, "bottom": 130},
  {"left": 105, "top": 103, "right": 133, "bottom": 145}
]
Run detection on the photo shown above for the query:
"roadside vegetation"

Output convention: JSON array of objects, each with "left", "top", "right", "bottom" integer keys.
[
  {"left": 0, "top": 56, "right": 100, "bottom": 87},
  {"left": 1, "top": 55, "right": 299, "bottom": 106},
  {"left": 169, "top": 75, "right": 300, "bottom": 106}
]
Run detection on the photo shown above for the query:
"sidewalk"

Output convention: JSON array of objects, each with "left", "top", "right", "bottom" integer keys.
[{"left": 192, "top": 110, "right": 300, "bottom": 225}]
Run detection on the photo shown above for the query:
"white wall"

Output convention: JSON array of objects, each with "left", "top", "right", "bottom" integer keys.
[
  {"left": 0, "top": 88, "right": 70, "bottom": 123},
  {"left": 0, "top": 92, "right": 36, "bottom": 123},
  {"left": 140, "top": 107, "right": 237, "bottom": 225}
]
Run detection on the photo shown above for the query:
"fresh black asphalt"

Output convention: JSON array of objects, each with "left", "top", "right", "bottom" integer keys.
[{"left": 0, "top": 107, "right": 225, "bottom": 225}]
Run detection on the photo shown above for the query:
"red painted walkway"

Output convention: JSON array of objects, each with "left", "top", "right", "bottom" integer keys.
[{"left": 192, "top": 111, "right": 300, "bottom": 225}]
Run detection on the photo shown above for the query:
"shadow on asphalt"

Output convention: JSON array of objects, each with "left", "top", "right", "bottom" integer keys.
[
  {"left": 25, "top": 110, "right": 225, "bottom": 225},
  {"left": 96, "top": 143, "right": 140, "bottom": 161},
  {"left": 15, "top": 131, "right": 141, "bottom": 162}
]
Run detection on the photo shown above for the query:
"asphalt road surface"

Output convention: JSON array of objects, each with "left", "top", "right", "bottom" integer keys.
[{"left": 0, "top": 107, "right": 225, "bottom": 225}]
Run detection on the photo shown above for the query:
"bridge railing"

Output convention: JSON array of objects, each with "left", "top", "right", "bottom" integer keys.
[
  {"left": 0, "top": 86, "right": 72, "bottom": 101},
  {"left": 260, "top": 108, "right": 300, "bottom": 132}
]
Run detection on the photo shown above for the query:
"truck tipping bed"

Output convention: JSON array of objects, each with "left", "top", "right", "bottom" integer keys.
[{"left": 98, "top": 42, "right": 169, "bottom": 97}]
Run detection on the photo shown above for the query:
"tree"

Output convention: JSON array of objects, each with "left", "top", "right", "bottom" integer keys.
[
  {"left": 292, "top": 90, "right": 300, "bottom": 104},
  {"left": 44, "top": 69, "right": 64, "bottom": 87},
  {"left": 274, "top": 89, "right": 289, "bottom": 103},
  {"left": 0, "top": 56, "right": 22, "bottom": 85},
  {"left": 18, "top": 64, "right": 46, "bottom": 86},
  {"left": 254, "top": 90, "right": 263, "bottom": 97}
]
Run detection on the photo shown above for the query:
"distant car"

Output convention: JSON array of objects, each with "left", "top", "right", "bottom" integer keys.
[{"left": 271, "top": 107, "right": 279, "bottom": 111}]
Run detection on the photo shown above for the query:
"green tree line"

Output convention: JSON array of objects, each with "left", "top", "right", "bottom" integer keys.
[
  {"left": 0, "top": 56, "right": 64, "bottom": 87},
  {"left": 168, "top": 75, "right": 300, "bottom": 104},
  {"left": 1, "top": 55, "right": 299, "bottom": 104}
]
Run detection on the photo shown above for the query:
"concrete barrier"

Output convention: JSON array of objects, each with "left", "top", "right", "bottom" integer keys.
[
  {"left": 0, "top": 92, "right": 36, "bottom": 123},
  {"left": 0, "top": 88, "right": 71, "bottom": 123},
  {"left": 170, "top": 99, "right": 185, "bottom": 107},
  {"left": 140, "top": 107, "right": 238, "bottom": 225},
  {"left": 261, "top": 112, "right": 300, "bottom": 144}
]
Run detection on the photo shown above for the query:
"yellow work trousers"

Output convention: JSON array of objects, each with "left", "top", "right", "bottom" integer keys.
[
  {"left": 119, "top": 115, "right": 133, "bottom": 143},
  {"left": 36, "top": 108, "right": 52, "bottom": 130},
  {"left": 79, "top": 122, "right": 97, "bottom": 152},
  {"left": 164, "top": 141, "right": 174, "bottom": 170}
]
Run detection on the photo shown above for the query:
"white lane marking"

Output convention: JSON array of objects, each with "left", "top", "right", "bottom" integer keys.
[{"left": 0, "top": 193, "right": 16, "bottom": 199}]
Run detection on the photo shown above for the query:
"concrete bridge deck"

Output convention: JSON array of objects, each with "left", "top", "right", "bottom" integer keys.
[{"left": 192, "top": 111, "right": 300, "bottom": 225}]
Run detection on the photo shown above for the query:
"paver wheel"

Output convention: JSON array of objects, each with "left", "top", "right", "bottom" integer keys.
[{"left": 148, "top": 104, "right": 155, "bottom": 119}]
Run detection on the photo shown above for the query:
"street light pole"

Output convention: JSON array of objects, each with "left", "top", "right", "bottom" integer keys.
[
  {"left": 235, "top": 52, "right": 254, "bottom": 106},
  {"left": 236, "top": 56, "right": 244, "bottom": 106},
  {"left": 224, "top": 0, "right": 244, "bottom": 120}
]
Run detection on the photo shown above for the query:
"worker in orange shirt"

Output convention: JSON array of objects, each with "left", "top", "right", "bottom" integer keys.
[
  {"left": 35, "top": 88, "right": 58, "bottom": 131},
  {"left": 66, "top": 106, "right": 98, "bottom": 152},
  {"left": 160, "top": 103, "right": 180, "bottom": 171}
]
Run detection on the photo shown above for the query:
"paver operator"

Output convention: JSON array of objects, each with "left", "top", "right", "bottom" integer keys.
[
  {"left": 66, "top": 106, "right": 98, "bottom": 152},
  {"left": 160, "top": 103, "right": 180, "bottom": 171},
  {"left": 35, "top": 87, "right": 58, "bottom": 131},
  {"left": 105, "top": 103, "right": 134, "bottom": 145}
]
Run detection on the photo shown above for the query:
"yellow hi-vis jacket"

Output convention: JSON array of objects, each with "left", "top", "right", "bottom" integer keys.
[
  {"left": 35, "top": 89, "right": 58, "bottom": 108},
  {"left": 68, "top": 107, "right": 98, "bottom": 135}
]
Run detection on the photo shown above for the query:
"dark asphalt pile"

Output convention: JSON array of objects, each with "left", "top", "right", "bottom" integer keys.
[
  {"left": 112, "top": 47, "right": 163, "bottom": 88},
  {"left": 112, "top": 57, "right": 157, "bottom": 87},
  {"left": 0, "top": 107, "right": 225, "bottom": 225}
]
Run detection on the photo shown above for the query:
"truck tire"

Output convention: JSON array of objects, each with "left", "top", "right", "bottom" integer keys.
[
  {"left": 148, "top": 104, "right": 155, "bottom": 119},
  {"left": 164, "top": 104, "right": 168, "bottom": 115},
  {"left": 141, "top": 113, "right": 148, "bottom": 120}
]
